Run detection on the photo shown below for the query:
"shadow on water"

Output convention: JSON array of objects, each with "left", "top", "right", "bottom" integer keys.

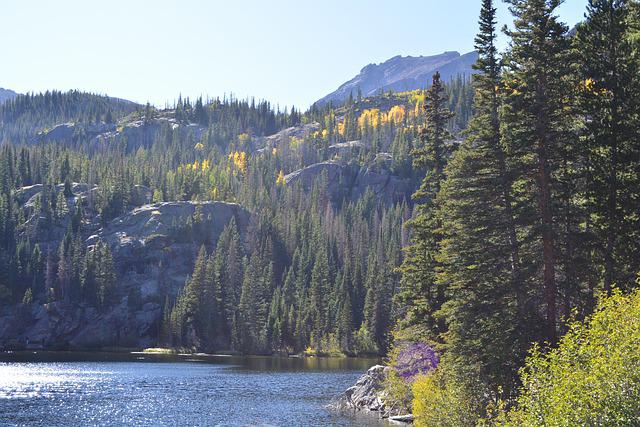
[{"left": 0, "top": 350, "right": 380, "bottom": 372}]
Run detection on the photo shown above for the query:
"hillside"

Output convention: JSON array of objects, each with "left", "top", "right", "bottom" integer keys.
[
  {"left": 0, "top": 83, "right": 475, "bottom": 353},
  {"left": 316, "top": 51, "right": 477, "bottom": 106},
  {"left": 0, "top": 88, "right": 19, "bottom": 104},
  {"left": 0, "top": 90, "right": 140, "bottom": 144}
]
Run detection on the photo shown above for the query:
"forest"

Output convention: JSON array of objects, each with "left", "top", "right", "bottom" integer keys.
[
  {"left": 1, "top": 0, "right": 639, "bottom": 423},
  {"left": 394, "top": 0, "right": 640, "bottom": 424},
  {"left": 0, "top": 61, "right": 472, "bottom": 356}
]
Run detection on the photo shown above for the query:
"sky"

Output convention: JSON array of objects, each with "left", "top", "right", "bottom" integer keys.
[{"left": 2, "top": 0, "right": 588, "bottom": 110}]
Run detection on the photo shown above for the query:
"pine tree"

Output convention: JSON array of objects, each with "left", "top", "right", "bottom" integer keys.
[
  {"left": 396, "top": 71, "right": 454, "bottom": 341},
  {"left": 435, "top": 0, "right": 531, "bottom": 400},
  {"left": 502, "top": 0, "right": 573, "bottom": 344},
  {"left": 576, "top": 0, "right": 640, "bottom": 294},
  {"left": 96, "top": 242, "right": 116, "bottom": 308}
]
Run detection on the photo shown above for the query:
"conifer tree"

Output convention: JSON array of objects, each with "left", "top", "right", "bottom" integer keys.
[
  {"left": 435, "top": 0, "right": 531, "bottom": 399},
  {"left": 397, "top": 72, "right": 454, "bottom": 340},
  {"left": 502, "top": 0, "right": 573, "bottom": 344},
  {"left": 576, "top": 0, "right": 640, "bottom": 294}
]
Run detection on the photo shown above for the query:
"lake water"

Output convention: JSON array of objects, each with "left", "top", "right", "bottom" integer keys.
[{"left": 0, "top": 352, "right": 384, "bottom": 426}]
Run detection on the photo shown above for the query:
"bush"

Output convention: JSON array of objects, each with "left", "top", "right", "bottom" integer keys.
[
  {"left": 412, "top": 366, "right": 479, "bottom": 427},
  {"left": 353, "top": 324, "right": 378, "bottom": 355},
  {"left": 504, "top": 288, "right": 640, "bottom": 426},
  {"left": 395, "top": 342, "right": 439, "bottom": 380},
  {"left": 383, "top": 342, "right": 442, "bottom": 416}
]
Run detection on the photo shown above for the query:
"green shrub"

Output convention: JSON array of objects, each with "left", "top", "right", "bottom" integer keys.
[
  {"left": 504, "top": 289, "right": 640, "bottom": 426},
  {"left": 412, "top": 365, "right": 479, "bottom": 427},
  {"left": 382, "top": 345, "right": 413, "bottom": 414},
  {"left": 353, "top": 324, "right": 378, "bottom": 355}
]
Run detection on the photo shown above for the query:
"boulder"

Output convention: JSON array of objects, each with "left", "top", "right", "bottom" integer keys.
[
  {"left": 343, "top": 365, "right": 388, "bottom": 412},
  {"left": 337, "top": 365, "right": 408, "bottom": 419},
  {"left": 389, "top": 414, "right": 414, "bottom": 424}
]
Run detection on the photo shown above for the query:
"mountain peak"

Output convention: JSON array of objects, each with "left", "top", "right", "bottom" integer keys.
[{"left": 316, "top": 51, "right": 476, "bottom": 106}]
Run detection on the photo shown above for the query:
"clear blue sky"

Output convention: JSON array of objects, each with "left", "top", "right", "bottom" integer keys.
[{"left": 2, "top": 0, "right": 587, "bottom": 110}]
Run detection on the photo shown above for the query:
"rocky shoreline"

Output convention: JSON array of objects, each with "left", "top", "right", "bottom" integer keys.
[{"left": 336, "top": 365, "right": 414, "bottom": 423}]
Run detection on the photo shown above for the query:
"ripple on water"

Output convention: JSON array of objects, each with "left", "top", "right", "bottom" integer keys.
[{"left": 0, "top": 357, "right": 384, "bottom": 426}]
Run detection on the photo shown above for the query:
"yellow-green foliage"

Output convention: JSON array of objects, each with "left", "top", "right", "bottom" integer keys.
[
  {"left": 304, "top": 333, "right": 345, "bottom": 357},
  {"left": 412, "top": 367, "right": 478, "bottom": 427},
  {"left": 382, "top": 345, "right": 413, "bottom": 413},
  {"left": 142, "top": 347, "right": 177, "bottom": 354},
  {"left": 504, "top": 288, "right": 640, "bottom": 426}
]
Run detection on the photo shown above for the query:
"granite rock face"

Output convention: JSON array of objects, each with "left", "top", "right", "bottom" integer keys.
[
  {"left": 284, "top": 159, "right": 413, "bottom": 205},
  {"left": 35, "top": 114, "right": 207, "bottom": 153},
  {"left": 0, "top": 194, "right": 250, "bottom": 350},
  {"left": 89, "top": 201, "right": 250, "bottom": 290},
  {"left": 343, "top": 365, "right": 389, "bottom": 412},
  {"left": 254, "top": 122, "right": 321, "bottom": 153}
]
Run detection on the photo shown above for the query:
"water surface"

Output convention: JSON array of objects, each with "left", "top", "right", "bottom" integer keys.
[{"left": 0, "top": 352, "right": 383, "bottom": 426}]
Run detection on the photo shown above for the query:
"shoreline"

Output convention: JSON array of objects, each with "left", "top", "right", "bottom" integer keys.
[{"left": 0, "top": 346, "right": 381, "bottom": 359}]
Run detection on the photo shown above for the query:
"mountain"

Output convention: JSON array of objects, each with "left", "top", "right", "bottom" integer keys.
[
  {"left": 0, "top": 88, "right": 19, "bottom": 104},
  {"left": 0, "top": 83, "right": 474, "bottom": 354},
  {"left": 316, "top": 51, "right": 477, "bottom": 106}
]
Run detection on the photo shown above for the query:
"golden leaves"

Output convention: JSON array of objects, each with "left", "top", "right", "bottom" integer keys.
[
  {"left": 357, "top": 106, "right": 406, "bottom": 131},
  {"left": 228, "top": 151, "right": 247, "bottom": 173}
]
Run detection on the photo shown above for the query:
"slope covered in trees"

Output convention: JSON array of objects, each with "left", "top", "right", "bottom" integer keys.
[{"left": 0, "top": 81, "right": 473, "bottom": 355}]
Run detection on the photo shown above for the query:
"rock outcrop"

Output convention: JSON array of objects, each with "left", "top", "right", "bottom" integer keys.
[
  {"left": 254, "top": 122, "right": 321, "bottom": 152},
  {"left": 343, "top": 365, "right": 389, "bottom": 412},
  {"left": 0, "top": 194, "right": 251, "bottom": 351},
  {"left": 90, "top": 201, "right": 250, "bottom": 291},
  {"left": 338, "top": 365, "right": 411, "bottom": 422},
  {"left": 35, "top": 114, "right": 207, "bottom": 153},
  {"left": 0, "top": 300, "right": 161, "bottom": 350},
  {"left": 284, "top": 159, "right": 413, "bottom": 205}
]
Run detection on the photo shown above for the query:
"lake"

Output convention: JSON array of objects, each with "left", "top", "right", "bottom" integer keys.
[{"left": 0, "top": 352, "right": 384, "bottom": 426}]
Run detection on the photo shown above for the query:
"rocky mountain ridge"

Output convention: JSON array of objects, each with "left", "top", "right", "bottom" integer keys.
[
  {"left": 316, "top": 51, "right": 477, "bottom": 106},
  {"left": 0, "top": 88, "right": 19, "bottom": 104}
]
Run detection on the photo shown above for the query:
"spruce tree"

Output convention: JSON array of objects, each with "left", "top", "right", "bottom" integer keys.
[
  {"left": 576, "top": 0, "right": 640, "bottom": 294},
  {"left": 502, "top": 0, "right": 573, "bottom": 344},
  {"left": 434, "top": 0, "right": 531, "bottom": 401},
  {"left": 397, "top": 71, "right": 454, "bottom": 341}
]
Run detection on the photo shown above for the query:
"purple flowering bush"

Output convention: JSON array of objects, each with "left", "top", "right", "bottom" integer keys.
[
  {"left": 382, "top": 342, "right": 441, "bottom": 414},
  {"left": 394, "top": 342, "right": 440, "bottom": 381}
]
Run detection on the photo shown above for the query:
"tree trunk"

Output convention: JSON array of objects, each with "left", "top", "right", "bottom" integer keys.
[
  {"left": 535, "top": 75, "right": 557, "bottom": 344},
  {"left": 537, "top": 130, "right": 557, "bottom": 344}
]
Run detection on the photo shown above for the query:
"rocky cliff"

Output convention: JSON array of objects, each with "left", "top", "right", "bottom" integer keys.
[
  {"left": 284, "top": 158, "right": 413, "bottom": 205},
  {"left": 34, "top": 113, "right": 207, "bottom": 153},
  {"left": 316, "top": 51, "right": 477, "bottom": 106},
  {"left": 0, "top": 189, "right": 250, "bottom": 350}
]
